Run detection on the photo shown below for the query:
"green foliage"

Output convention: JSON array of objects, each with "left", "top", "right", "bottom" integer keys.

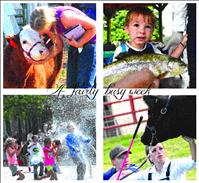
[
  {"left": 3, "top": 95, "right": 50, "bottom": 121},
  {"left": 104, "top": 6, "right": 160, "bottom": 44},
  {"left": 104, "top": 133, "right": 196, "bottom": 180}
]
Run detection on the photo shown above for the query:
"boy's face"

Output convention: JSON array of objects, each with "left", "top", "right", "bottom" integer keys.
[
  {"left": 112, "top": 153, "right": 130, "bottom": 171},
  {"left": 125, "top": 14, "right": 154, "bottom": 49}
]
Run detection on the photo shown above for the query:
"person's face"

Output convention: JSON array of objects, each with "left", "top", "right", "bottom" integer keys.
[
  {"left": 149, "top": 143, "right": 166, "bottom": 165},
  {"left": 112, "top": 153, "right": 130, "bottom": 171},
  {"left": 47, "top": 141, "right": 52, "bottom": 147},
  {"left": 125, "top": 14, "right": 154, "bottom": 49},
  {"left": 38, "top": 23, "right": 52, "bottom": 36},
  {"left": 11, "top": 142, "right": 15, "bottom": 148},
  {"left": 33, "top": 137, "right": 38, "bottom": 143}
]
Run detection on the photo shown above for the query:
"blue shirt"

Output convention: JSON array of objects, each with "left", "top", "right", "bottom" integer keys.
[
  {"left": 103, "top": 164, "right": 138, "bottom": 180},
  {"left": 66, "top": 132, "right": 91, "bottom": 158}
]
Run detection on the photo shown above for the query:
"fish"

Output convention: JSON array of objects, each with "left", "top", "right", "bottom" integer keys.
[{"left": 103, "top": 53, "right": 187, "bottom": 87}]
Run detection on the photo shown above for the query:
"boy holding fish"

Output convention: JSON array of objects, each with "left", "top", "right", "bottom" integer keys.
[{"left": 108, "top": 7, "right": 187, "bottom": 88}]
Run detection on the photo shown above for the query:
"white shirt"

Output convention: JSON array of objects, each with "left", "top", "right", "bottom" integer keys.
[
  {"left": 170, "top": 3, "right": 187, "bottom": 32},
  {"left": 28, "top": 142, "right": 44, "bottom": 164},
  {"left": 125, "top": 157, "right": 196, "bottom": 180}
]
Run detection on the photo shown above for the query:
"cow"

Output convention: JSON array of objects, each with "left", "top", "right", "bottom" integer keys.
[
  {"left": 141, "top": 95, "right": 196, "bottom": 145},
  {"left": 4, "top": 25, "right": 63, "bottom": 88}
]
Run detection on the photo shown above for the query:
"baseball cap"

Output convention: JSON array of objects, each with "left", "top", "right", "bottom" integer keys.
[{"left": 109, "top": 145, "right": 131, "bottom": 160}]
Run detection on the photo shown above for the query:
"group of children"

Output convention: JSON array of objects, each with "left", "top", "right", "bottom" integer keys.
[{"left": 4, "top": 135, "right": 61, "bottom": 180}]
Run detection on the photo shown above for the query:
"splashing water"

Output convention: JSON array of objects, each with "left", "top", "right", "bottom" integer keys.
[{"left": 38, "top": 95, "right": 96, "bottom": 167}]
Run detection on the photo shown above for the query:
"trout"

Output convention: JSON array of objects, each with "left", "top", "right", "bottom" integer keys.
[{"left": 104, "top": 53, "right": 187, "bottom": 87}]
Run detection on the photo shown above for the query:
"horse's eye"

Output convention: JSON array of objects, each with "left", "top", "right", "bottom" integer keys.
[{"left": 22, "top": 40, "right": 27, "bottom": 44}]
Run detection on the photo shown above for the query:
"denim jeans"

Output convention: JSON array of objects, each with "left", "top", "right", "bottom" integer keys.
[
  {"left": 71, "top": 152, "right": 86, "bottom": 180},
  {"left": 33, "top": 162, "right": 44, "bottom": 179},
  {"left": 67, "top": 43, "right": 96, "bottom": 88}
]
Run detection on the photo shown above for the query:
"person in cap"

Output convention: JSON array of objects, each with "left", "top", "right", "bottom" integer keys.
[{"left": 103, "top": 144, "right": 139, "bottom": 180}]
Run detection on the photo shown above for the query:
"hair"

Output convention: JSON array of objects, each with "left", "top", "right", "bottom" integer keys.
[
  {"left": 30, "top": 6, "right": 56, "bottom": 31},
  {"left": 53, "top": 139, "right": 61, "bottom": 146},
  {"left": 145, "top": 143, "right": 165, "bottom": 164},
  {"left": 4, "top": 137, "right": 16, "bottom": 152},
  {"left": 145, "top": 145, "right": 154, "bottom": 164},
  {"left": 44, "top": 137, "right": 51, "bottom": 146},
  {"left": 32, "top": 135, "right": 38, "bottom": 141},
  {"left": 125, "top": 7, "right": 155, "bottom": 27}
]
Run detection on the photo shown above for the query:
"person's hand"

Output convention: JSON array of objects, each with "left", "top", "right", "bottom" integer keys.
[
  {"left": 112, "top": 68, "right": 160, "bottom": 88},
  {"left": 65, "top": 36, "right": 82, "bottom": 48},
  {"left": 163, "top": 32, "right": 183, "bottom": 54},
  {"left": 75, "top": 148, "right": 80, "bottom": 152},
  {"left": 182, "top": 136, "right": 195, "bottom": 143}
]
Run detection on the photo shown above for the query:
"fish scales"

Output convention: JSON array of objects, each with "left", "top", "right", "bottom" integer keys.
[{"left": 104, "top": 54, "right": 187, "bottom": 87}]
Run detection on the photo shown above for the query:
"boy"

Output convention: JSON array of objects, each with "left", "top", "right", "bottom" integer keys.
[
  {"left": 65, "top": 123, "right": 91, "bottom": 180},
  {"left": 111, "top": 7, "right": 187, "bottom": 88},
  {"left": 113, "top": 7, "right": 187, "bottom": 61},
  {"left": 28, "top": 135, "right": 44, "bottom": 180}
]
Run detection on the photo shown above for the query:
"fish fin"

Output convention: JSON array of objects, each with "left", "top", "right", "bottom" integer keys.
[{"left": 158, "top": 71, "right": 169, "bottom": 79}]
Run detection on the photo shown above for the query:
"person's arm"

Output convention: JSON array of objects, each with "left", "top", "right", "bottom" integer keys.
[
  {"left": 61, "top": 11, "right": 96, "bottom": 48},
  {"left": 183, "top": 136, "right": 196, "bottom": 162},
  {"left": 43, "top": 30, "right": 63, "bottom": 60},
  {"left": 7, "top": 147, "right": 16, "bottom": 157},
  {"left": 16, "top": 142, "right": 24, "bottom": 156},
  {"left": 170, "top": 34, "right": 187, "bottom": 58},
  {"left": 110, "top": 68, "right": 160, "bottom": 88}
]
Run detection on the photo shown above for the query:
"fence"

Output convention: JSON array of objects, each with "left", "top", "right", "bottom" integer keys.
[{"left": 103, "top": 96, "right": 148, "bottom": 138}]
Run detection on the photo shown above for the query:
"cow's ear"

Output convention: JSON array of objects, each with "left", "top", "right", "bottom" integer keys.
[{"left": 6, "top": 35, "right": 18, "bottom": 48}]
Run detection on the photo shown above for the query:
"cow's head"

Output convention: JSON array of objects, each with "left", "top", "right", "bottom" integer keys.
[
  {"left": 19, "top": 25, "right": 49, "bottom": 61},
  {"left": 141, "top": 96, "right": 178, "bottom": 146}
]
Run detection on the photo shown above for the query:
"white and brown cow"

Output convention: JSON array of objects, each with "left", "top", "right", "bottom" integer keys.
[{"left": 4, "top": 25, "right": 63, "bottom": 88}]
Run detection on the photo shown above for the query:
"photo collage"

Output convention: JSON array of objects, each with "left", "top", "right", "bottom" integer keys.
[{"left": 1, "top": 0, "right": 198, "bottom": 182}]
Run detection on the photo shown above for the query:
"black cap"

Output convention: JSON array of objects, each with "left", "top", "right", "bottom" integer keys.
[{"left": 109, "top": 145, "right": 131, "bottom": 160}]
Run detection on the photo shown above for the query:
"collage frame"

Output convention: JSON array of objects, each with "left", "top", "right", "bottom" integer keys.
[{"left": 1, "top": 0, "right": 199, "bottom": 182}]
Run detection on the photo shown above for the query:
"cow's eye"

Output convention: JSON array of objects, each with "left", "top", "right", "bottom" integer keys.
[{"left": 22, "top": 40, "right": 27, "bottom": 44}]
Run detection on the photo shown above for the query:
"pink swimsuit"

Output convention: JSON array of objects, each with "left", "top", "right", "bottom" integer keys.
[{"left": 43, "top": 146, "right": 55, "bottom": 166}]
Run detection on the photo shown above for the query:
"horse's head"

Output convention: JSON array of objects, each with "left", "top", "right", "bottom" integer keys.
[{"left": 141, "top": 95, "right": 173, "bottom": 145}]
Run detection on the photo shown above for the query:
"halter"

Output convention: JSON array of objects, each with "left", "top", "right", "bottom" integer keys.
[
  {"left": 22, "top": 38, "right": 51, "bottom": 63},
  {"left": 147, "top": 95, "right": 172, "bottom": 146}
]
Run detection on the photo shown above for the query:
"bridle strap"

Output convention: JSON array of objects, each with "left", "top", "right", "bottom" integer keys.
[
  {"left": 22, "top": 38, "right": 51, "bottom": 63},
  {"left": 148, "top": 96, "right": 172, "bottom": 146}
]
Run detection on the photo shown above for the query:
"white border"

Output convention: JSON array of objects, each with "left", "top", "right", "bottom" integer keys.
[{"left": 1, "top": 1, "right": 199, "bottom": 182}]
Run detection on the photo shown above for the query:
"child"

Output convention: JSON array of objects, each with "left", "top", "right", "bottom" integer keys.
[
  {"left": 28, "top": 135, "right": 44, "bottom": 180},
  {"left": 113, "top": 7, "right": 187, "bottom": 61},
  {"left": 43, "top": 137, "right": 57, "bottom": 180},
  {"left": 30, "top": 5, "right": 96, "bottom": 88},
  {"left": 110, "top": 7, "right": 187, "bottom": 88},
  {"left": 52, "top": 139, "right": 62, "bottom": 174},
  {"left": 4, "top": 137, "right": 25, "bottom": 180},
  {"left": 65, "top": 123, "right": 91, "bottom": 180}
]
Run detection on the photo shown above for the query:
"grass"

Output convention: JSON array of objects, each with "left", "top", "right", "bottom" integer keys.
[{"left": 104, "top": 133, "right": 196, "bottom": 180}]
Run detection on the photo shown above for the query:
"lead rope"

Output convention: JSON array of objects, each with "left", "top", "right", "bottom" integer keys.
[{"left": 116, "top": 116, "right": 143, "bottom": 180}]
